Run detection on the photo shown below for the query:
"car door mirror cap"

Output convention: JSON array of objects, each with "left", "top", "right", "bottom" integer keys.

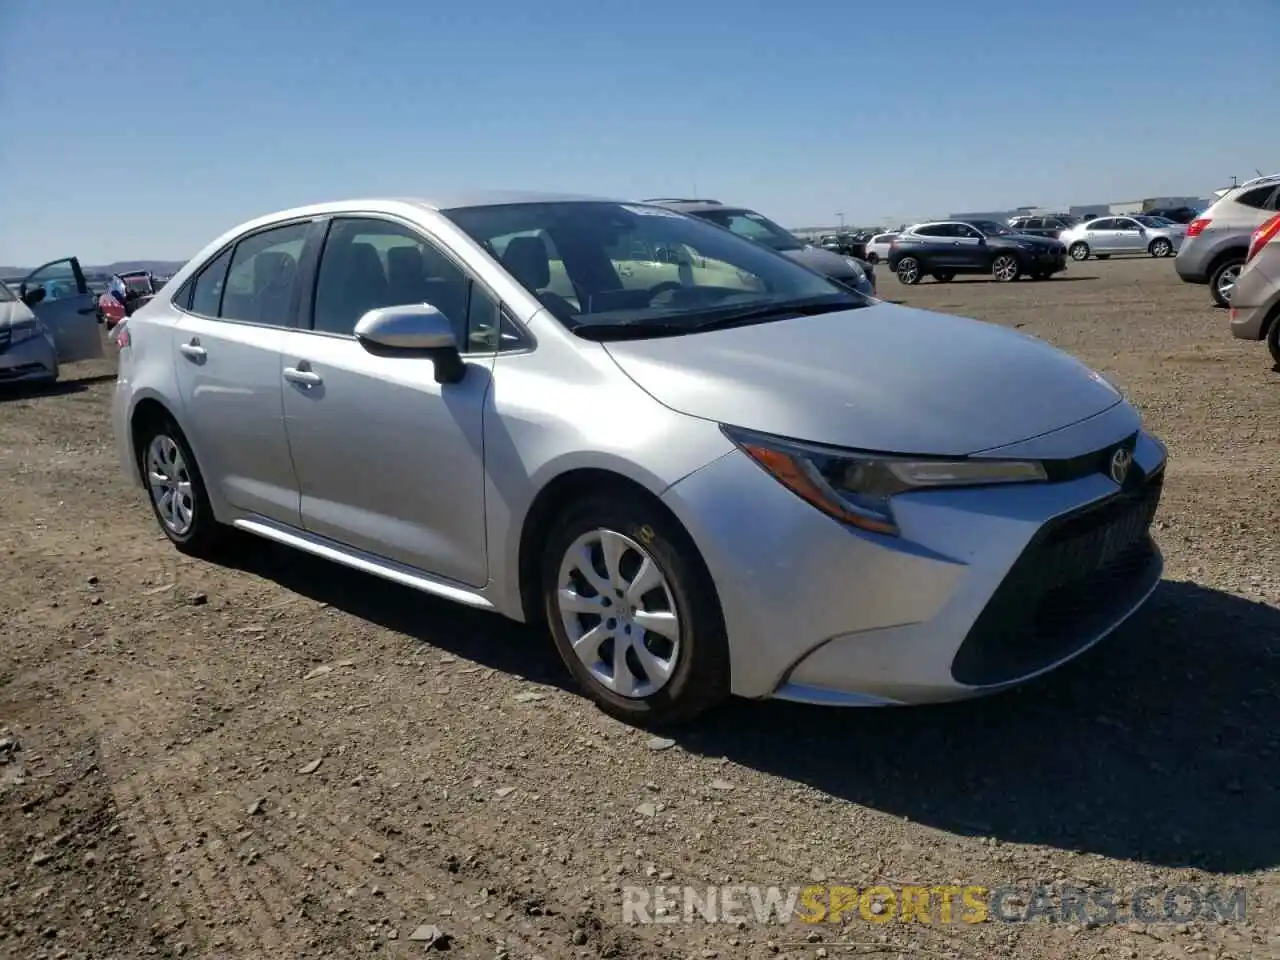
[
  {"left": 354, "top": 303, "right": 466, "bottom": 384},
  {"left": 21, "top": 285, "right": 46, "bottom": 307}
]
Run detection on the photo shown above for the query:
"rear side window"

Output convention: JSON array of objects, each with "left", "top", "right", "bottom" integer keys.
[
  {"left": 220, "top": 223, "right": 310, "bottom": 325},
  {"left": 186, "top": 248, "right": 233, "bottom": 316},
  {"left": 1236, "top": 186, "right": 1280, "bottom": 211},
  {"left": 913, "top": 224, "right": 946, "bottom": 237}
]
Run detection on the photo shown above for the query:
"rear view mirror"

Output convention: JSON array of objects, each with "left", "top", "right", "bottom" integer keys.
[
  {"left": 21, "top": 285, "right": 45, "bottom": 307},
  {"left": 354, "top": 303, "right": 465, "bottom": 384}
]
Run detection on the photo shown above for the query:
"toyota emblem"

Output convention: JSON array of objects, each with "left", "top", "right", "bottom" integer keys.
[{"left": 1109, "top": 447, "right": 1133, "bottom": 485}]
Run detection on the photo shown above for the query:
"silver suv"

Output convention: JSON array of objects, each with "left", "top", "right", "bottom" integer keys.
[{"left": 1175, "top": 174, "right": 1280, "bottom": 306}]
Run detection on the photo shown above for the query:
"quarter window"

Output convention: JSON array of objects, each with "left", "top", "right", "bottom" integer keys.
[
  {"left": 186, "top": 248, "right": 233, "bottom": 316},
  {"left": 219, "top": 222, "right": 310, "bottom": 325}
]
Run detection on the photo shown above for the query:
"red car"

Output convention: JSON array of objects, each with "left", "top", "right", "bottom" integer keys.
[{"left": 98, "top": 271, "right": 156, "bottom": 329}]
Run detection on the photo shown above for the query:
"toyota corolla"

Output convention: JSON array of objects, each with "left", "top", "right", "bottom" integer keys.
[{"left": 112, "top": 193, "right": 1167, "bottom": 726}]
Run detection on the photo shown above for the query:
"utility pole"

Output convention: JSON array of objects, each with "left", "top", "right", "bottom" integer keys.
[{"left": 836, "top": 212, "right": 845, "bottom": 230}]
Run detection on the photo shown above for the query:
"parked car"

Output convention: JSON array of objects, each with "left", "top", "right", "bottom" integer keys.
[
  {"left": 863, "top": 232, "right": 898, "bottom": 264},
  {"left": 1228, "top": 212, "right": 1280, "bottom": 367},
  {"left": 1176, "top": 173, "right": 1280, "bottom": 307},
  {"left": 818, "top": 233, "right": 867, "bottom": 259},
  {"left": 98, "top": 270, "right": 160, "bottom": 329},
  {"left": 1059, "top": 216, "right": 1187, "bottom": 262},
  {"left": 0, "top": 257, "right": 104, "bottom": 385},
  {"left": 1007, "top": 215, "right": 1080, "bottom": 240},
  {"left": 1145, "top": 206, "right": 1201, "bottom": 225},
  {"left": 112, "top": 193, "right": 1166, "bottom": 725},
  {"left": 888, "top": 220, "right": 1067, "bottom": 284},
  {"left": 645, "top": 199, "right": 875, "bottom": 296}
]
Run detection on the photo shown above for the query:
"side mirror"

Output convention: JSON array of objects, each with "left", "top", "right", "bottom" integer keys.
[
  {"left": 354, "top": 303, "right": 466, "bottom": 384},
  {"left": 21, "top": 285, "right": 46, "bottom": 307}
]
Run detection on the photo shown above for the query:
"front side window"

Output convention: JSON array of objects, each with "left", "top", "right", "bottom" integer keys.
[
  {"left": 442, "top": 201, "right": 860, "bottom": 338},
  {"left": 694, "top": 209, "right": 804, "bottom": 252},
  {"left": 967, "top": 220, "right": 1013, "bottom": 237},
  {"left": 311, "top": 217, "right": 479, "bottom": 347},
  {"left": 220, "top": 222, "right": 310, "bottom": 324}
]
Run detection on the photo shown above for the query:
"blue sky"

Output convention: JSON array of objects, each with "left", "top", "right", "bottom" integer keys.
[{"left": 2, "top": 0, "right": 1276, "bottom": 264}]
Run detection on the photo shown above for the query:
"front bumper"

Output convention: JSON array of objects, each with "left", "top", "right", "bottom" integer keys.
[
  {"left": 661, "top": 403, "right": 1166, "bottom": 705},
  {"left": 0, "top": 330, "right": 57, "bottom": 383}
]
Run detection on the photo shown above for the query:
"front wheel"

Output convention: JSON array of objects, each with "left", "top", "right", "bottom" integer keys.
[
  {"left": 1149, "top": 238, "right": 1173, "bottom": 258},
  {"left": 1069, "top": 242, "right": 1090, "bottom": 261},
  {"left": 137, "top": 418, "right": 223, "bottom": 556},
  {"left": 896, "top": 257, "right": 921, "bottom": 285},
  {"left": 542, "top": 494, "right": 730, "bottom": 727},
  {"left": 992, "top": 254, "right": 1020, "bottom": 282},
  {"left": 1268, "top": 317, "right": 1280, "bottom": 368},
  {"left": 1210, "top": 258, "right": 1244, "bottom": 308}
]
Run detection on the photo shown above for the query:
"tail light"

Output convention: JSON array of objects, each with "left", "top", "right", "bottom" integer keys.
[
  {"left": 113, "top": 321, "right": 130, "bottom": 349},
  {"left": 1247, "top": 213, "right": 1280, "bottom": 263},
  {"left": 1185, "top": 218, "right": 1210, "bottom": 238}
]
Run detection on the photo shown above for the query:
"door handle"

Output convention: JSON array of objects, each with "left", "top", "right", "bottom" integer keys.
[
  {"left": 179, "top": 340, "right": 206, "bottom": 361},
  {"left": 283, "top": 365, "right": 322, "bottom": 387}
]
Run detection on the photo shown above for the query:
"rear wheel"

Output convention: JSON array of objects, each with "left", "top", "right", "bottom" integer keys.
[
  {"left": 896, "top": 257, "right": 921, "bottom": 285},
  {"left": 137, "top": 417, "right": 223, "bottom": 557},
  {"left": 992, "top": 254, "right": 1020, "bottom": 282},
  {"left": 1069, "top": 242, "right": 1090, "bottom": 261},
  {"left": 1210, "top": 257, "right": 1244, "bottom": 307},
  {"left": 866, "top": 252, "right": 879, "bottom": 264},
  {"left": 542, "top": 493, "right": 730, "bottom": 727},
  {"left": 932, "top": 272, "right": 955, "bottom": 283},
  {"left": 1149, "top": 238, "right": 1173, "bottom": 258}
]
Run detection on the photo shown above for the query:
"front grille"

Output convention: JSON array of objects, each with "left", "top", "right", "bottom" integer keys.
[{"left": 950, "top": 470, "right": 1164, "bottom": 687}]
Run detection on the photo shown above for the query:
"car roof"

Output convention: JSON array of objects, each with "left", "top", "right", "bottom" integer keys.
[{"left": 643, "top": 199, "right": 732, "bottom": 214}]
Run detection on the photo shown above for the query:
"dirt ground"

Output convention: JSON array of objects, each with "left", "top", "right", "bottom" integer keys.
[{"left": 1, "top": 257, "right": 1277, "bottom": 960}]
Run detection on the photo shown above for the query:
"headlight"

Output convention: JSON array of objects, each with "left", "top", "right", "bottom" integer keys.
[
  {"left": 721, "top": 425, "right": 1046, "bottom": 536},
  {"left": 8, "top": 319, "right": 41, "bottom": 345}
]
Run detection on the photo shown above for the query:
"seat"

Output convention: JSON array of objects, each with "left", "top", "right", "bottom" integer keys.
[
  {"left": 500, "top": 236, "right": 576, "bottom": 316},
  {"left": 386, "top": 245, "right": 426, "bottom": 304},
  {"left": 252, "top": 250, "right": 298, "bottom": 324},
  {"left": 314, "top": 240, "right": 389, "bottom": 333}
]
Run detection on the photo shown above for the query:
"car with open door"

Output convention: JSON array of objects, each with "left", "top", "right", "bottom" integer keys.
[{"left": 7, "top": 257, "right": 105, "bottom": 381}]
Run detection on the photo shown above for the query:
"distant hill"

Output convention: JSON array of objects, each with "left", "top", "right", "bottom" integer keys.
[{"left": 1, "top": 260, "right": 187, "bottom": 281}]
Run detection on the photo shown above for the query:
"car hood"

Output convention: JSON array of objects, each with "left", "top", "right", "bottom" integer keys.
[
  {"left": 784, "top": 245, "right": 866, "bottom": 276},
  {"left": 603, "top": 303, "right": 1122, "bottom": 456},
  {"left": 0, "top": 298, "right": 36, "bottom": 329}
]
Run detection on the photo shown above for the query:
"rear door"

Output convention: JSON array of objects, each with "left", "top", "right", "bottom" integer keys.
[{"left": 20, "top": 257, "right": 103, "bottom": 361}]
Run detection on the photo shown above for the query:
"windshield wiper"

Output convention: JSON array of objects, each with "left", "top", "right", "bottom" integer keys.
[
  {"left": 570, "top": 298, "right": 861, "bottom": 341},
  {"left": 571, "top": 320, "right": 693, "bottom": 341},
  {"left": 688, "top": 298, "right": 861, "bottom": 332}
]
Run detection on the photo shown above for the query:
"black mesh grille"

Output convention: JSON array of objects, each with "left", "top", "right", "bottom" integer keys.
[{"left": 950, "top": 469, "right": 1163, "bottom": 687}]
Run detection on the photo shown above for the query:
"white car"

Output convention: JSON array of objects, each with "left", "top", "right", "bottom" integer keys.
[
  {"left": 863, "top": 233, "right": 898, "bottom": 264},
  {"left": 1059, "top": 216, "right": 1187, "bottom": 262}
]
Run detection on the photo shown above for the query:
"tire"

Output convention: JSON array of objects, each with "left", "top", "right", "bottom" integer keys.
[
  {"left": 931, "top": 272, "right": 955, "bottom": 283},
  {"left": 992, "top": 254, "right": 1020, "bottom": 282},
  {"left": 866, "top": 252, "right": 879, "bottom": 264},
  {"left": 1209, "top": 256, "right": 1245, "bottom": 308},
  {"left": 136, "top": 416, "right": 223, "bottom": 557},
  {"left": 1268, "top": 316, "right": 1280, "bottom": 368},
  {"left": 896, "top": 257, "right": 921, "bottom": 285},
  {"left": 541, "top": 493, "right": 731, "bottom": 727},
  {"left": 1069, "top": 242, "right": 1090, "bottom": 261},
  {"left": 1149, "top": 238, "right": 1173, "bottom": 258}
]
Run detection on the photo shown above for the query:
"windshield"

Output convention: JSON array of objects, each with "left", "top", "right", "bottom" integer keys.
[
  {"left": 1134, "top": 215, "right": 1174, "bottom": 227},
  {"left": 443, "top": 201, "right": 862, "bottom": 336},
  {"left": 121, "top": 274, "right": 152, "bottom": 293},
  {"left": 695, "top": 209, "right": 805, "bottom": 252},
  {"left": 969, "top": 220, "right": 1014, "bottom": 236},
  {"left": 0, "top": 280, "right": 14, "bottom": 303}
]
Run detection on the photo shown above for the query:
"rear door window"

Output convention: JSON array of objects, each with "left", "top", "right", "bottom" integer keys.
[{"left": 219, "top": 222, "right": 310, "bottom": 325}]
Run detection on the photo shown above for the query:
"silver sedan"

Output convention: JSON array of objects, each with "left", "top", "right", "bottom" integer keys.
[
  {"left": 112, "top": 193, "right": 1168, "bottom": 726},
  {"left": 1060, "top": 215, "right": 1188, "bottom": 261}
]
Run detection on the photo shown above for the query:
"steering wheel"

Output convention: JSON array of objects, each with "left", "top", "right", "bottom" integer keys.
[{"left": 646, "top": 280, "right": 685, "bottom": 303}]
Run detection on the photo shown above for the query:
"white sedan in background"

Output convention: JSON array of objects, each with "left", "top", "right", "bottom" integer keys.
[
  {"left": 863, "top": 232, "right": 898, "bottom": 264},
  {"left": 1059, "top": 216, "right": 1187, "bottom": 261}
]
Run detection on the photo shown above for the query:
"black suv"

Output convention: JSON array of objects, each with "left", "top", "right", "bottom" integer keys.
[
  {"left": 887, "top": 220, "right": 1067, "bottom": 284},
  {"left": 1006, "top": 214, "right": 1079, "bottom": 239},
  {"left": 1146, "top": 206, "right": 1201, "bottom": 224}
]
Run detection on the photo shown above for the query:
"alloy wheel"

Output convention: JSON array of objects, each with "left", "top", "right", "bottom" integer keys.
[
  {"left": 993, "top": 255, "right": 1018, "bottom": 281},
  {"left": 897, "top": 259, "right": 919, "bottom": 284},
  {"left": 1151, "top": 239, "right": 1172, "bottom": 258},
  {"left": 556, "top": 529, "right": 681, "bottom": 699},
  {"left": 1216, "top": 264, "right": 1241, "bottom": 302},
  {"left": 1070, "top": 243, "right": 1089, "bottom": 261},
  {"left": 146, "top": 434, "right": 195, "bottom": 536}
]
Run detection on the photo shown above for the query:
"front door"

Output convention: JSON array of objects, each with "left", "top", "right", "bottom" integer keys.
[
  {"left": 21, "top": 257, "right": 103, "bottom": 361},
  {"left": 170, "top": 222, "right": 310, "bottom": 525},
  {"left": 280, "top": 216, "right": 492, "bottom": 587},
  {"left": 949, "top": 224, "right": 988, "bottom": 268}
]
